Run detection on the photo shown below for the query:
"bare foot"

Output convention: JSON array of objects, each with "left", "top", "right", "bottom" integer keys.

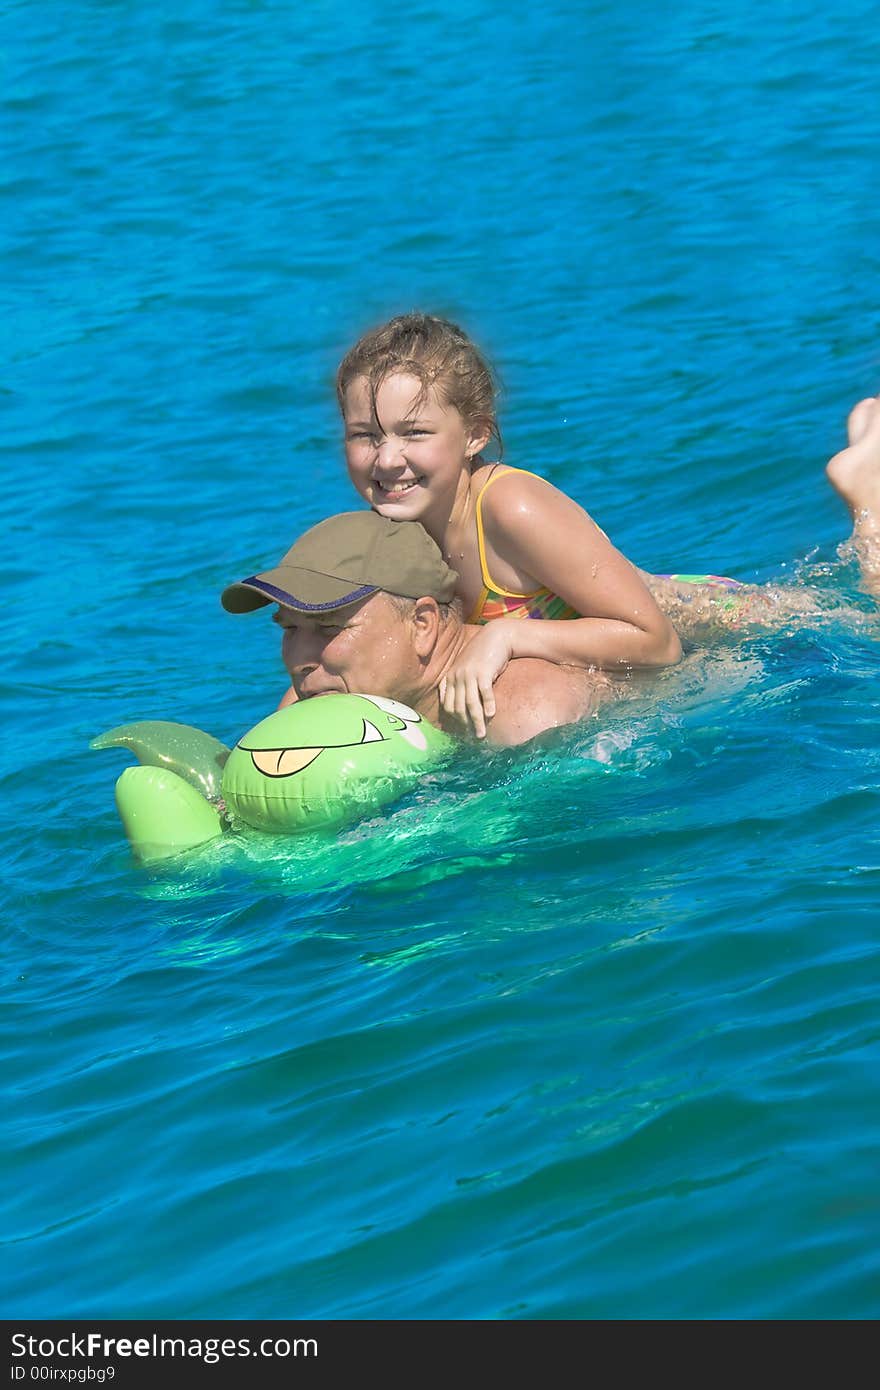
[
  {"left": 827, "top": 395, "right": 880, "bottom": 592},
  {"left": 825, "top": 396, "right": 880, "bottom": 519}
]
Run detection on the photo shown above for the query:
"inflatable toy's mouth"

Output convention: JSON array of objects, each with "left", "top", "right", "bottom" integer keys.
[{"left": 242, "top": 718, "right": 387, "bottom": 779}]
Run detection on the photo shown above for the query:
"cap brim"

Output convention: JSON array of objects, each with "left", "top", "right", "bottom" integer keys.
[
  {"left": 221, "top": 566, "right": 378, "bottom": 614},
  {"left": 220, "top": 582, "right": 274, "bottom": 613}
]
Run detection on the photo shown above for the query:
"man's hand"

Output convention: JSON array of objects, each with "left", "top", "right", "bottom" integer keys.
[{"left": 438, "top": 623, "right": 515, "bottom": 739}]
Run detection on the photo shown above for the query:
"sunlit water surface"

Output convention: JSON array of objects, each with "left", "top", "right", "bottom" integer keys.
[{"left": 3, "top": 0, "right": 879, "bottom": 1319}]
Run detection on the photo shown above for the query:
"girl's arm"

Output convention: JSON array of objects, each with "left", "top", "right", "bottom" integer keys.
[{"left": 439, "top": 472, "right": 681, "bottom": 737}]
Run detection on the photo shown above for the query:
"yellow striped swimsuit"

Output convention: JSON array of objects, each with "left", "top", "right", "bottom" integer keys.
[
  {"left": 466, "top": 468, "right": 580, "bottom": 625},
  {"left": 464, "top": 468, "right": 745, "bottom": 626}
]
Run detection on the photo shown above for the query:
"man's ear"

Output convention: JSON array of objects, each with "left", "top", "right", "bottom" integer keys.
[{"left": 409, "top": 596, "right": 441, "bottom": 657}]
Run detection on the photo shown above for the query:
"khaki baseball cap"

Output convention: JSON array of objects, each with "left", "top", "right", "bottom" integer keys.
[{"left": 221, "top": 511, "right": 459, "bottom": 614}]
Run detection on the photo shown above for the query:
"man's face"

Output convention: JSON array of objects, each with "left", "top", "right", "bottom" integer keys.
[{"left": 274, "top": 591, "right": 415, "bottom": 702}]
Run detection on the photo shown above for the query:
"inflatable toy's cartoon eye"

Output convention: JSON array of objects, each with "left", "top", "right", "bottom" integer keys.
[
  {"left": 352, "top": 694, "right": 428, "bottom": 751},
  {"left": 245, "top": 717, "right": 388, "bottom": 778},
  {"left": 355, "top": 694, "right": 422, "bottom": 724}
]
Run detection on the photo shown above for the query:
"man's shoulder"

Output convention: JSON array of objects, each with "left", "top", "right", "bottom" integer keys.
[{"left": 488, "top": 657, "right": 608, "bottom": 746}]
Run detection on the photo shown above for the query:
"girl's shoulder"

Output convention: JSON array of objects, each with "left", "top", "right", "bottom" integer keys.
[{"left": 476, "top": 464, "right": 575, "bottom": 524}]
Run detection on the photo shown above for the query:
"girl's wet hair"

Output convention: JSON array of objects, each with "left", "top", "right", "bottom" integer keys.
[{"left": 336, "top": 312, "right": 502, "bottom": 458}]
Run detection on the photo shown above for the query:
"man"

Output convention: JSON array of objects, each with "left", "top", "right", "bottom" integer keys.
[{"left": 221, "top": 511, "right": 613, "bottom": 747}]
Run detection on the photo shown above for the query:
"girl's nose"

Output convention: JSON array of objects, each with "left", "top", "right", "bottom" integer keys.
[{"left": 375, "top": 436, "right": 404, "bottom": 470}]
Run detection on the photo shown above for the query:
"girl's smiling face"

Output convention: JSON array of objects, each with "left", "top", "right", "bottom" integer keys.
[{"left": 343, "top": 372, "right": 489, "bottom": 526}]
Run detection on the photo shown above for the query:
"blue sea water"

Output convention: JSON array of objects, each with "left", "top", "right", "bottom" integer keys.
[{"left": 3, "top": 0, "right": 880, "bottom": 1320}]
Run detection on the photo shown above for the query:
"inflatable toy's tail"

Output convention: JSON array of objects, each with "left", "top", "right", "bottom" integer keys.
[
  {"left": 113, "top": 765, "right": 224, "bottom": 863},
  {"left": 90, "top": 720, "right": 231, "bottom": 798},
  {"left": 91, "top": 720, "right": 230, "bottom": 863}
]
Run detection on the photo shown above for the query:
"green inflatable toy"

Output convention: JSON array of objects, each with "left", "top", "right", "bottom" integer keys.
[{"left": 92, "top": 694, "right": 452, "bottom": 864}]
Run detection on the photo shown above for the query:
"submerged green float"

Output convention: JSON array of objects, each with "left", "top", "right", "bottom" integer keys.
[{"left": 92, "top": 693, "right": 452, "bottom": 863}]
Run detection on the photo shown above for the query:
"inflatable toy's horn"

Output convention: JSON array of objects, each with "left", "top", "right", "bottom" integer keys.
[{"left": 92, "top": 694, "right": 452, "bottom": 863}]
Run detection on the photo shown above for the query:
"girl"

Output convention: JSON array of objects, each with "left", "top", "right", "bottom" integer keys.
[{"left": 337, "top": 312, "right": 683, "bottom": 738}]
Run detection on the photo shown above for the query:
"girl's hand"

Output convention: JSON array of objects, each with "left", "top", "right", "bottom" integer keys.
[{"left": 438, "top": 624, "right": 515, "bottom": 739}]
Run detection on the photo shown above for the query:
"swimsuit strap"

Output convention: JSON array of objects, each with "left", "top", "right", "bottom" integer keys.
[{"left": 474, "top": 467, "right": 549, "bottom": 599}]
